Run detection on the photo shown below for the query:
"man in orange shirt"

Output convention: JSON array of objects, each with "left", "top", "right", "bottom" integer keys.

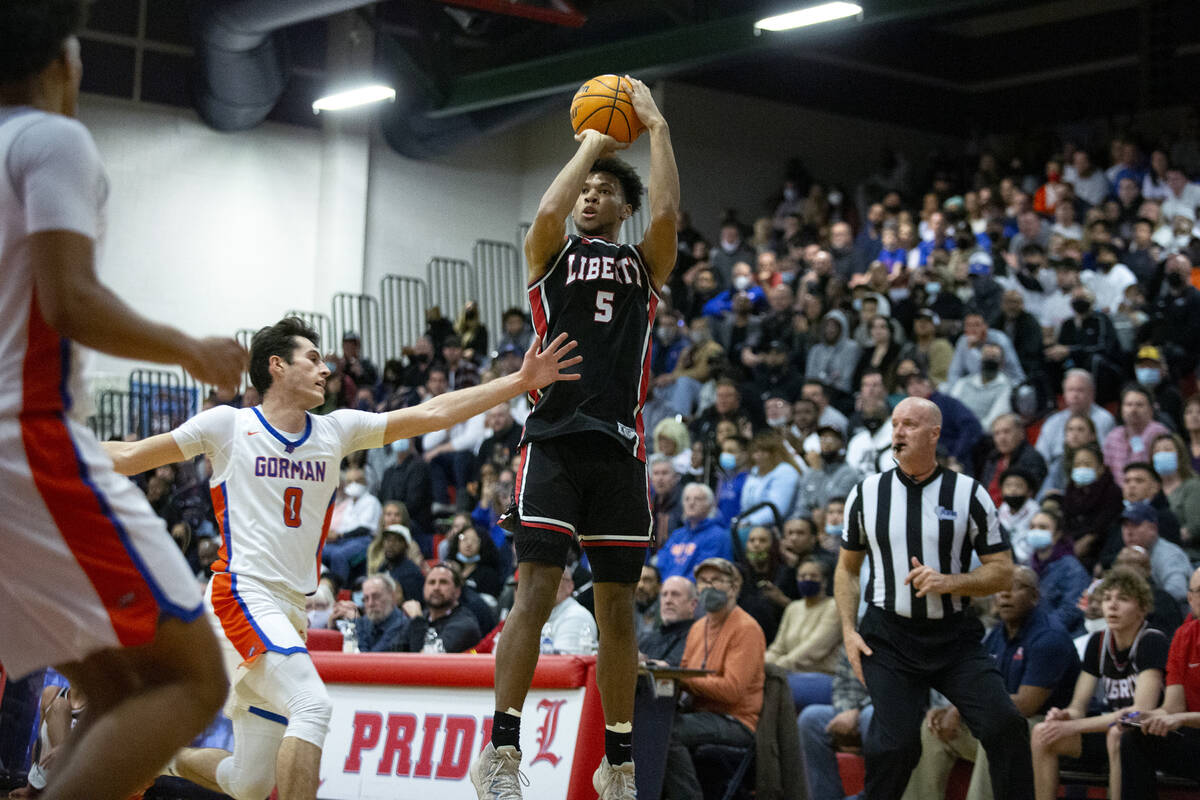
[{"left": 661, "top": 557, "right": 766, "bottom": 800}]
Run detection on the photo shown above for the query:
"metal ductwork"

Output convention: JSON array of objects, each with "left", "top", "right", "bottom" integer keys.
[{"left": 191, "top": 0, "right": 378, "bottom": 132}]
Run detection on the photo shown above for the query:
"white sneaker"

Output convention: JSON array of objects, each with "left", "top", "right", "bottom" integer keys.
[
  {"left": 593, "top": 756, "right": 637, "bottom": 799},
  {"left": 470, "top": 742, "right": 527, "bottom": 799}
]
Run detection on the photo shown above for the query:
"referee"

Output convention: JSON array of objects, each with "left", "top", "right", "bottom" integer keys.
[{"left": 834, "top": 396, "right": 1033, "bottom": 799}]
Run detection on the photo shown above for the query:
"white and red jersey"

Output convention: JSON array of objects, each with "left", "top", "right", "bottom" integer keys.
[
  {"left": 174, "top": 406, "right": 386, "bottom": 594},
  {"left": 0, "top": 107, "right": 108, "bottom": 422}
]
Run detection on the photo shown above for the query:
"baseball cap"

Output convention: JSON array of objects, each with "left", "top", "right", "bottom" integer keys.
[
  {"left": 443, "top": 334, "right": 463, "bottom": 348},
  {"left": 381, "top": 524, "right": 412, "bottom": 544},
  {"left": 496, "top": 342, "right": 522, "bottom": 359},
  {"left": 817, "top": 423, "right": 846, "bottom": 439},
  {"left": 342, "top": 330, "right": 360, "bottom": 341},
  {"left": 915, "top": 309, "right": 941, "bottom": 326},
  {"left": 694, "top": 557, "right": 739, "bottom": 583},
  {"left": 1120, "top": 503, "right": 1158, "bottom": 525},
  {"left": 1136, "top": 345, "right": 1163, "bottom": 363},
  {"left": 968, "top": 251, "right": 993, "bottom": 276}
]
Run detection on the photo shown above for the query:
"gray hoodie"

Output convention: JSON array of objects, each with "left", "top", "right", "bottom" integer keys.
[{"left": 804, "top": 310, "right": 861, "bottom": 395}]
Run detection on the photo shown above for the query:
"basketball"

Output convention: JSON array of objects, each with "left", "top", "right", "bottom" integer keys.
[{"left": 570, "top": 74, "right": 644, "bottom": 144}]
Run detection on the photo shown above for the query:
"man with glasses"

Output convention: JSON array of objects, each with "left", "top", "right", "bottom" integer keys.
[
  {"left": 1117, "top": 567, "right": 1200, "bottom": 796},
  {"left": 661, "top": 557, "right": 766, "bottom": 800}
]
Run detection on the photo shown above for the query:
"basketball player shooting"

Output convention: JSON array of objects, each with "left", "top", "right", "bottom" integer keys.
[
  {"left": 470, "top": 75, "right": 679, "bottom": 800},
  {"left": 102, "top": 321, "right": 581, "bottom": 800}
]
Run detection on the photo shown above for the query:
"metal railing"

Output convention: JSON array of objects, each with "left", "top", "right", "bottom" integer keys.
[
  {"left": 380, "top": 274, "right": 430, "bottom": 362},
  {"left": 427, "top": 256, "right": 476, "bottom": 326},
  {"left": 473, "top": 239, "right": 525, "bottom": 353},
  {"left": 128, "top": 369, "right": 194, "bottom": 439},
  {"left": 331, "top": 293, "right": 383, "bottom": 365},
  {"left": 89, "top": 389, "right": 131, "bottom": 441},
  {"left": 284, "top": 310, "right": 334, "bottom": 355}
]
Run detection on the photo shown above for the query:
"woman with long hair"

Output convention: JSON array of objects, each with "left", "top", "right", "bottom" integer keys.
[
  {"left": 739, "top": 430, "right": 801, "bottom": 540},
  {"left": 453, "top": 300, "right": 488, "bottom": 363},
  {"left": 1042, "top": 413, "right": 1098, "bottom": 496},
  {"left": 1061, "top": 443, "right": 1124, "bottom": 570},
  {"left": 1182, "top": 395, "right": 1200, "bottom": 473},
  {"left": 1150, "top": 432, "right": 1200, "bottom": 560},
  {"left": 853, "top": 315, "right": 903, "bottom": 393},
  {"left": 736, "top": 524, "right": 786, "bottom": 643},
  {"left": 365, "top": 501, "right": 425, "bottom": 603},
  {"left": 445, "top": 522, "right": 504, "bottom": 599}
]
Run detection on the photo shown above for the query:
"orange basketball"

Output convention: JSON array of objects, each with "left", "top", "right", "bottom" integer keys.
[{"left": 570, "top": 74, "right": 644, "bottom": 144}]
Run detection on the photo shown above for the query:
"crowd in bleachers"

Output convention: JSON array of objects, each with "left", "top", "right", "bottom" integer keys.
[{"left": 116, "top": 121, "right": 1200, "bottom": 797}]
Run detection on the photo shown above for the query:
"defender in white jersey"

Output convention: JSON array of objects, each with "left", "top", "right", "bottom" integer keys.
[
  {"left": 0, "top": 4, "right": 246, "bottom": 799},
  {"left": 104, "top": 317, "right": 582, "bottom": 800}
]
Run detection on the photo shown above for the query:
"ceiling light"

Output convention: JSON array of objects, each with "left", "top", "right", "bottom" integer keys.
[
  {"left": 312, "top": 84, "right": 396, "bottom": 113},
  {"left": 754, "top": 2, "right": 862, "bottom": 32}
]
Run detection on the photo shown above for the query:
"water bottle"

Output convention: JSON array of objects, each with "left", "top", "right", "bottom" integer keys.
[
  {"left": 336, "top": 619, "right": 358, "bottom": 653},
  {"left": 540, "top": 624, "right": 556, "bottom": 654},
  {"left": 578, "top": 624, "right": 598, "bottom": 656},
  {"left": 421, "top": 626, "right": 445, "bottom": 654}
]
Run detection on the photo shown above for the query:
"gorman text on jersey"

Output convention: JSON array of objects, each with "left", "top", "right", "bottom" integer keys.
[{"left": 253, "top": 456, "right": 327, "bottom": 482}]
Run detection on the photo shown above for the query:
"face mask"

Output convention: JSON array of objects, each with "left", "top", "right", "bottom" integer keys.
[
  {"left": 308, "top": 608, "right": 331, "bottom": 629},
  {"left": 325, "top": 360, "right": 338, "bottom": 374},
  {"left": 767, "top": 416, "right": 789, "bottom": 428},
  {"left": 783, "top": 187, "right": 797, "bottom": 202},
  {"left": 1083, "top": 616, "right": 1107, "bottom": 633},
  {"left": 1168, "top": 271, "right": 1185, "bottom": 289},
  {"left": 1027, "top": 528, "right": 1054, "bottom": 551},
  {"left": 1071, "top": 466, "right": 1097, "bottom": 486},
  {"left": 657, "top": 326, "right": 677, "bottom": 342},
  {"left": 1003, "top": 494, "right": 1027, "bottom": 510},
  {"left": 344, "top": 481, "right": 366, "bottom": 499},
  {"left": 796, "top": 579, "right": 822, "bottom": 598},
  {"left": 395, "top": 438, "right": 410, "bottom": 453},
  {"left": 699, "top": 586, "right": 729, "bottom": 613},
  {"left": 863, "top": 417, "right": 884, "bottom": 434},
  {"left": 719, "top": 452, "right": 738, "bottom": 471},
  {"left": 1152, "top": 450, "right": 1178, "bottom": 475},
  {"left": 1071, "top": 298, "right": 1091, "bottom": 315},
  {"left": 980, "top": 358, "right": 1000, "bottom": 377},
  {"left": 1135, "top": 367, "right": 1161, "bottom": 388},
  {"left": 733, "top": 275, "right": 752, "bottom": 291},
  {"left": 455, "top": 552, "right": 481, "bottom": 564},
  {"left": 825, "top": 524, "right": 843, "bottom": 539},
  {"left": 925, "top": 282, "right": 941, "bottom": 296},
  {"left": 746, "top": 550, "right": 767, "bottom": 564},
  {"left": 852, "top": 298, "right": 863, "bottom": 311}
]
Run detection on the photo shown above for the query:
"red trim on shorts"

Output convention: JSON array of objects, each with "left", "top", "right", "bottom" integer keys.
[
  {"left": 209, "top": 572, "right": 269, "bottom": 664},
  {"left": 21, "top": 417, "right": 161, "bottom": 648},
  {"left": 581, "top": 540, "right": 649, "bottom": 548},
  {"left": 524, "top": 520, "right": 575, "bottom": 536}
]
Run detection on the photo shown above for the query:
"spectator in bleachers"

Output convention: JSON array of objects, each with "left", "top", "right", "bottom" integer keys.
[
  {"left": 397, "top": 335, "right": 435, "bottom": 394},
  {"left": 400, "top": 562, "right": 482, "bottom": 653},
  {"left": 715, "top": 434, "right": 750, "bottom": 524},
  {"left": 650, "top": 454, "right": 685, "bottom": 548},
  {"left": 691, "top": 378, "right": 754, "bottom": 444},
  {"left": 1141, "top": 149, "right": 1171, "bottom": 203},
  {"left": 421, "top": 379, "right": 488, "bottom": 513},
  {"left": 738, "top": 525, "right": 787, "bottom": 642},
  {"left": 446, "top": 521, "right": 504, "bottom": 600},
  {"left": 437, "top": 334, "right": 480, "bottom": 390},
  {"left": 805, "top": 311, "right": 861, "bottom": 400},
  {"left": 338, "top": 330, "right": 379, "bottom": 393},
  {"left": 1148, "top": 253, "right": 1200, "bottom": 382},
  {"left": 1104, "top": 385, "right": 1172, "bottom": 488},
  {"left": 540, "top": 567, "right": 598, "bottom": 655},
  {"left": 798, "top": 649, "right": 874, "bottom": 800},
  {"left": 712, "top": 220, "right": 756, "bottom": 288},
  {"left": 993, "top": 289, "right": 1046, "bottom": 389},
  {"left": 1062, "top": 443, "right": 1124, "bottom": 567},
  {"left": 638, "top": 576, "right": 697, "bottom": 667},
  {"left": 1117, "top": 504, "right": 1191, "bottom": 609},
  {"left": 801, "top": 380, "right": 851, "bottom": 437},
  {"left": 1117, "top": 565, "right": 1200, "bottom": 795},
  {"left": 663, "top": 557, "right": 765, "bottom": 800},
  {"left": 476, "top": 402, "right": 521, "bottom": 477},
  {"left": 902, "top": 371, "right": 983, "bottom": 468},
  {"left": 1160, "top": 167, "right": 1200, "bottom": 222},
  {"left": 1037, "top": 370, "right": 1117, "bottom": 473},
  {"left": 324, "top": 466, "right": 382, "bottom": 587},
  {"left": 1029, "top": 509, "right": 1090, "bottom": 636},
  {"left": 1031, "top": 568, "right": 1167, "bottom": 800},
  {"left": 1124, "top": 218, "right": 1161, "bottom": 290},
  {"left": 1113, "top": 546, "right": 1183, "bottom": 641},
  {"left": 1151, "top": 433, "right": 1200, "bottom": 560},
  {"left": 651, "top": 308, "right": 690, "bottom": 376},
  {"left": 796, "top": 425, "right": 859, "bottom": 520},
  {"left": 1082, "top": 242, "right": 1137, "bottom": 314},
  {"left": 766, "top": 556, "right": 840, "bottom": 711},
  {"left": 354, "top": 575, "right": 410, "bottom": 653},
  {"left": 453, "top": 301, "right": 488, "bottom": 364},
  {"left": 852, "top": 316, "right": 903, "bottom": 397},
  {"left": 1101, "top": 462, "right": 1185, "bottom": 566},
  {"left": 898, "top": 308, "right": 954, "bottom": 387},
  {"left": 905, "top": 566, "right": 1080, "bottom": 800},
  {"left": 709, "top": 287, "right": 762, "bottom": 371},
  {"left": 949, "top": 340, "right": 1014, "bottom": 430},
  {"left": 980, "top": 414, "right": 1048, "bottom": 506},
  {"left": 634, "top": 564, "right": 661, "bottom": 638},
  {"left": 1042, "top": 413, "right": 1099, "bottom": 496},
  {"left": 1000, "top": 468, "right": 1042, "bottom": 564},
  {"left": 306, "top": 583, "right": 334, "bottom": 630},
  {"left": 704, "top": 261, "right": 766, "bottom": 319},
  {"left": 379, "top": 436, "right": 434, "bottom": 554},
  {"left": 740, "top": 431, "right": 801, "bottom": 532},
  {"left": 846, "top": 400, "right": 893, "bottom": 482},
  {"left": 947, "top": 311, "right": 1027, "bottom": 388},
  {"left": 778, "top": 516, "right": 836, "bottom": 591},
  {"left": 367, "top": 516, "right": 425, "bottom": 606},
  {"left": 1009, "top": 209, "right": 1052, "bottom": 256},
  {"left": 493, "top": 307, "right": 532, "bottom": 355},
  {"left": 658, "top": 482, "right": 733, "bottom": 581},
  {"left": 1068, "top": 150, "right": 1113, "bottom": 208}
]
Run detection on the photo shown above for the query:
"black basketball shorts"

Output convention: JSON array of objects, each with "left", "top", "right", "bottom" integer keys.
[{"left": 506, "top": 430, "right": 650, "bottom": 584}]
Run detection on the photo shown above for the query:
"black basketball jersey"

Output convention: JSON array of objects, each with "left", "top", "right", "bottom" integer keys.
[{"left": 521, "top": 234, "right": 660, "bottom": 460}]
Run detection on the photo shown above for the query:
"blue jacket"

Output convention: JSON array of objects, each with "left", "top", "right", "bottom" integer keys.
[
  {"left": 658, "top": 517, "right": 735, "bottom": 580},
  {"left": 740, "top": 462, "right": 800, "bottom": 529},
  {"left": 982, "top": 605, "right": 1080, "bottom": 714},
  {"left": 356, "top": 607, "right": 410, "bottom": 653},
  {"left": 929, "top": 391, "right": 983, "bottom": 467},
  {"left": 716, "top": 469, "right": 749, "bottom": 524},
  {"left": 1037, "top": 555, "right": 1091, "bottom": 636},
  {"left": 702, "top": 286, "right": 766, "bottom": 317}
]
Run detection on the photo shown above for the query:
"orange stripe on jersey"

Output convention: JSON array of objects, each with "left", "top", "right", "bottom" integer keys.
[
  {"left": 210, "top": 484, "right": 230, "bottom": 573},
  {"left": 21, "top": 291, "right": 68, "bottom": 414},
  {"left": 209, "top": 572, "right": 269, "bottom": 665},
  {"left": 21, "top": 413, "right": 160, "bottom": 647},
  {"left": 315, "top": 491, "right": 336, "bottom": 589}
]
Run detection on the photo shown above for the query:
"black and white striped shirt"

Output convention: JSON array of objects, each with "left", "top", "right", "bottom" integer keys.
[{"left": 843, "top": 466, "right": 1008, "bottom": 620}]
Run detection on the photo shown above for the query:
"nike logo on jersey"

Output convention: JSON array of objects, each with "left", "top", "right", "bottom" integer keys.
[{"left": 247, "top": 431, "right": 258, "bottom": 436}]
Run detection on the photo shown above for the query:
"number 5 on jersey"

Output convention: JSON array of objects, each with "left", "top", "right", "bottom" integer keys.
[
  {"left": 594, "top": 290, "right": 614, "bottom": 323},
  {"left": 283, "top": 487, "right": 303, "bottom": 528}
]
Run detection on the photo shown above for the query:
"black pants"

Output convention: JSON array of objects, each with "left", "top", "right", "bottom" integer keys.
[
  {"left": 1119, "top": 726, "right": 1200, "bottom": 799},
  {"left": 858, "top": 606, "right": 1034, "bottom": 800},
  {"left": 661, "top": 711, "right": 754, "bottom": 800}
]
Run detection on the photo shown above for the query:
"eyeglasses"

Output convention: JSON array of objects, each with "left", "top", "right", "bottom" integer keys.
[{"left": 695, "top": 575, "right": 733, "bottom": 589}]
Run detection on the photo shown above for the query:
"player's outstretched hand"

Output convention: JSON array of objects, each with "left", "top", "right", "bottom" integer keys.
[
  {"left": 519, "top": 334, "right": 582, "bottom": 391},
  {"left": 623, "top": 76, "right": 665, "bottom": 132},
  {"left": 574, "top": 127, "right": 628, "bottom": 155},
  {"left": 184, "top": 336, "right": 248, "bottom": 389}
]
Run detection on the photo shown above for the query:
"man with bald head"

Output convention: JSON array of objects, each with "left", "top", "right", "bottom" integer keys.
[
  {"left": 1034, "top": 370, "right": 1116, "bottom": 475},
  {"left": 637, "top": 576, "right": 697, "bottom": 667},
  {"left": 835, "top": 397, "right": 1033, "bottom": 798}
]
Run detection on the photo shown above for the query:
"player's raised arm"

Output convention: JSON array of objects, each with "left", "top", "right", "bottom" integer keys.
[
  {"left": 102, "top": 432, "right": 188, "bottom": 476},
  {"left": 525, "top": 130, "right": 627, "bottom": 282},
  {"left": 625, "top": 77, "right": 679, "bottom": 290},
  {"left": 383, "top": 333, "right": 580, "bottom": 443},
  {"left": 31, "top": 231, "right": 246, "bottom": 388}
]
